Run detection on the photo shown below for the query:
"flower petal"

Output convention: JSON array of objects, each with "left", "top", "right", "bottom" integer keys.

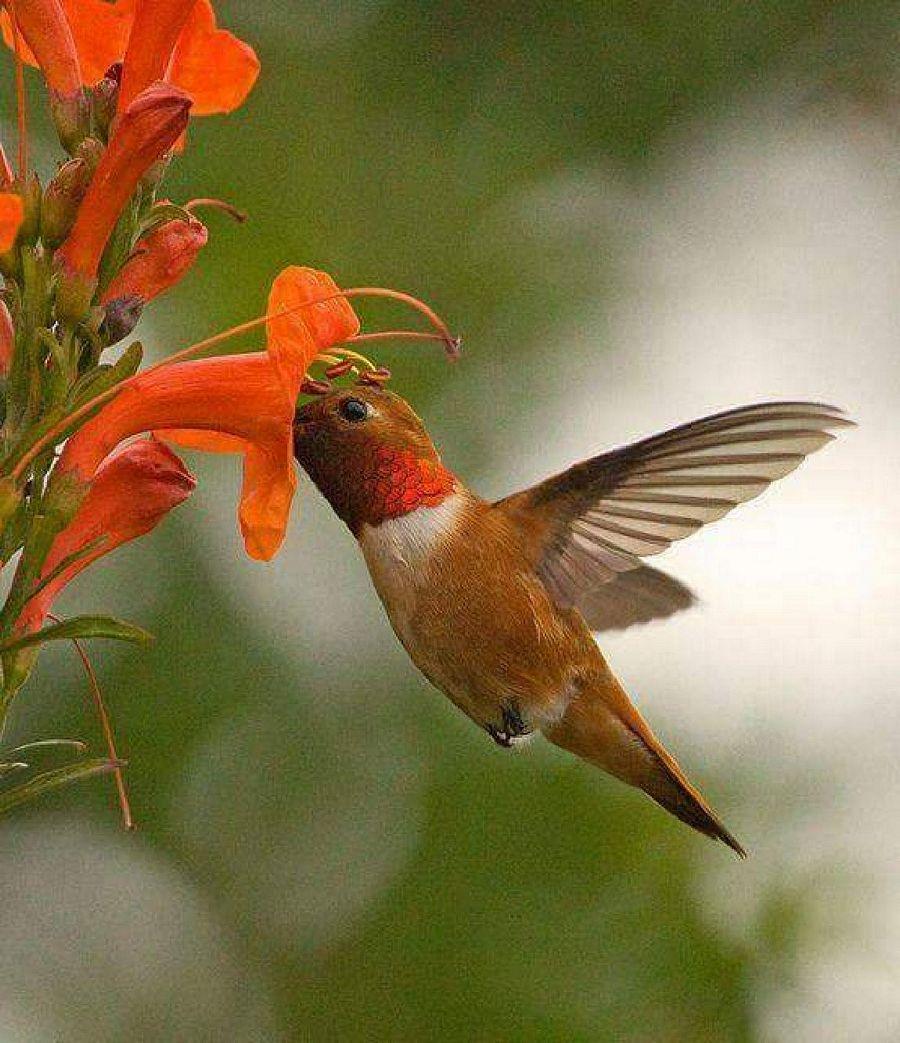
[
  {"left": 17, "top": 438, "right": 194, "bottom": 633},
  {"left": 0, "top": 191, "right": 24, "bottom": 252},
  {"left": 168, "top": 0, "right": 259, "bottom": 115},
  {"left": 57, "top": 353, "right": 297, "bottom": 560},
  {"left": 267, "top": 266, "right": 360, "bottom": 400}
]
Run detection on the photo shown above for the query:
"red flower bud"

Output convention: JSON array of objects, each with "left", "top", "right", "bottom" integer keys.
[
  {"left": 55, "top": 82, "right": 191, "bottom": 286},
  {"left": 101, "top": 215, "right": 207, "bottom": 309},
  {"left": 40, "top": 155, "right": 91, "bottom": 247},
  {"left": 16, "top": 438, "right": 195, "bottom": 635}
]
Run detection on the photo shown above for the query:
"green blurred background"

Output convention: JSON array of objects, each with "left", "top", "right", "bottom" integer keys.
[{"left": 2, "top": 2, "right": 898, "bottom": 1040}]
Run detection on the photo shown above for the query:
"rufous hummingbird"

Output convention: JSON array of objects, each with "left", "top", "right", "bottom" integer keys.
[{"left": 293, "top": 390, "right": 851, "bottom": 857}]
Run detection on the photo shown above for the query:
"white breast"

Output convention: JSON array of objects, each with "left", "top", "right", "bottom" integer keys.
[{"left": 358, "top": 493, "right": 467, "bottom": 643}]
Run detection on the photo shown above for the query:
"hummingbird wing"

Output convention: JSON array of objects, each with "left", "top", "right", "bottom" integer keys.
[
  {"left": 575, "top": 564, "right": 697, "bottom": 632},
  {"left": 496, "top": 401, "right": 852, "bottom": 612}
]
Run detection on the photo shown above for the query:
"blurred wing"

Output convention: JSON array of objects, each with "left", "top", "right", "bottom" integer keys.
[
  {"left": 498, "top": 401, "right": 852, "bottom": 609},
  {"left": 577, "top": 565, "right": 697, "bottom": 633}
]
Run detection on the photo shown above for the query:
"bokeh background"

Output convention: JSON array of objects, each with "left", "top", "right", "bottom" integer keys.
[{"left": 2, "top": 2, "right": 899, "bottom": 1040}]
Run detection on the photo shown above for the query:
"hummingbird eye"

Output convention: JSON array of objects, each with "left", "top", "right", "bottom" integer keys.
[{"left": 339, "top": 397, "right": 370, "bottom": 423}]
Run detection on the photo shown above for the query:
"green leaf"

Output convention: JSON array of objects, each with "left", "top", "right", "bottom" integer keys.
[
  {"left": 0, "top": 615, "right": 154, "bottom": 654},
  {"left": 0, "top": 758, "right": 122, "bottom": 816}
]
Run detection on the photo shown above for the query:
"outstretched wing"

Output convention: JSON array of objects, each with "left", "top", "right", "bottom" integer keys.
[{"left": 497, "top": 401, "right": 852, "bottom": 611}]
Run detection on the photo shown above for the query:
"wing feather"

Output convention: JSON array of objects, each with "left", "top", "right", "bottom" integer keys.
[{"left": 498, "top": 401, "right": 852, "bottom": 613}]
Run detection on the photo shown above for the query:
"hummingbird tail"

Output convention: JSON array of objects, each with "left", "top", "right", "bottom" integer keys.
[{"left": 544, "top": 671, "right": 747, "bottom": 858}]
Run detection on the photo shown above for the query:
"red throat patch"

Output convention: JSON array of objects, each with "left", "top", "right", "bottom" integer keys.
[{"left": 360, "top": 445, "right": 456, "bottom": 524}]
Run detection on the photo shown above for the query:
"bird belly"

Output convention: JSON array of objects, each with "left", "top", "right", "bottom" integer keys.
[{"left": 359, "top": 496, "right": 591, "bottom": 730}]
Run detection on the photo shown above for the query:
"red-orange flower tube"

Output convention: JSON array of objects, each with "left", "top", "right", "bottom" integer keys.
[
  {"left": 100, "top": 214, "right": 207, "bottom": 339},
  {"left": 2, "top": 0, "right": 81, "bottom": 96},
  {"left": 55, "top": 82, "right": 191, "bottom": 287},
  {"left": 118, "top": 0, "right": 195, "bottom": 114},
  {"left": 56, "top": 267, "right": 360, "bottom": 560},
  {"left": 101, "top": 215, "right": 207, "bottom": 306},
  {"left": 16, "top": 438, "right": 195, "bottom": 634}
]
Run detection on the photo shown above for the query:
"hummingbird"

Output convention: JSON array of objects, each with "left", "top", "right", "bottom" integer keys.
[{"left": 293, "top": 390, "right": 851, "bottom": 857}]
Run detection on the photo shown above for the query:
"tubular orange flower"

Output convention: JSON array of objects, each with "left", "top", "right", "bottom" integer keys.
[
  {"left": 57, "top": 268, "right": 359, "bottom": 561},
  {"left": 16, "top": 438, "right": 195, "bottom": 634},
  {"left": 118, "top": 0, "right": 196, "bottom": 114},
  {"left": 55, "top": 82, "right": 191, "bottom": 284},
  {"left": 1, "top": 0, "right": 129, "bottom": 84},
  {"left": 2, "top": 0, "right": 258, "bottom": 114},
  {"left": 0, "top": 190, "right": 23, "bottom": 250},
  {"left": 2, "top": 0, "right": 81, "bottom": 96}
]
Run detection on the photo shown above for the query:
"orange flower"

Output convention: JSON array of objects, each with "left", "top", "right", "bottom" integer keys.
[
  {"left": 16, "top": 438, "right": 195, "bottom": 634},
  {"left": 55, "top": 83, "right": 191, "bottom": 285},
  {"left": 57, "top": 268, "right": 359, "bottom": 560},
  {"left": 2, "top": 0, "right": 258, "bottom": 113},
  {"left": 167, "top": 0, "right": 258, "bottom": 116},
  {"left": 2, "top": 0, "right": 81, "bottom": 96},
  {"left": 0, "top": 190, "right": 23, "bottom": 251}
]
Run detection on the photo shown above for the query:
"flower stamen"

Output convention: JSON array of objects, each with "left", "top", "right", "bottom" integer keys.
[{"left": 184, "top": 197, "right": 247, "bottom": 223}]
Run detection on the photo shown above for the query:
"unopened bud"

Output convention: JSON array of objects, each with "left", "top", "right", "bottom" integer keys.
[
  {"left": 91, "top": 68, "right": 121, "bottom": 141},
  {"left": 100, "top": 216, "right": 207, "bottom": 311},
  {"left": 49, "top": 89, "right": 92, "bottom": 154},
  {"left": 41, "top": 158, "right": 92, "bottom": 248},
  {"left": 13, "top": 175, "right": 42, "bottom": 246},
  {"left": 101, "top": 295, "right": 143, "bottom": 344},
  {"left": 75, "top": 137, "right": 105, "bottom": 173}
]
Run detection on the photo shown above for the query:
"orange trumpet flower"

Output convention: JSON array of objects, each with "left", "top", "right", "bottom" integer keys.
[
  {"left": 1, "top": 0, "right": 81, "bottom": 96},
  {"left": 56, "top": 268, "right": 360, "bottom": 561},
  {"left": 16, "top": 438, "right": 195, "bottom": 635},
  {"left": 55, "top": 82, "right": 191, "bottom": 292},
  {"left": 2, "top": 0, "right": 258, "bottom": 114}
]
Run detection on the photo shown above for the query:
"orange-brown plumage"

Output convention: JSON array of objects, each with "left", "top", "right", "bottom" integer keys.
[{"left": 294, "top": 387, "right": 853, "bottom": 857}]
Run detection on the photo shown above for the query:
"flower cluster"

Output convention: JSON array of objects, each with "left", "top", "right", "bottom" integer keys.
[{"left": 0, "top": 0, "right": 455, "bottom": 819}]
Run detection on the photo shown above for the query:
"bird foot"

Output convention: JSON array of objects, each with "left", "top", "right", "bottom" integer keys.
[{"left": 486, "top": 701, "right": 532, "bottom": 748}]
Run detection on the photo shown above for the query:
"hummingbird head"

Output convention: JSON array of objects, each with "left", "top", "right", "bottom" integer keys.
[{"left": 293, "top": 385, "right": 457, "bottom": 534}]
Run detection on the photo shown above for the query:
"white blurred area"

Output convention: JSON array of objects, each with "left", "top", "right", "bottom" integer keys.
[{"left": 1, "top": 94, "right": 897, "bottom": 1041}]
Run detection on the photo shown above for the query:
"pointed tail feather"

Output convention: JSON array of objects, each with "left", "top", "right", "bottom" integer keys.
[{"left": 544, "top": 669, "right": 747, "bottom": 858}]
